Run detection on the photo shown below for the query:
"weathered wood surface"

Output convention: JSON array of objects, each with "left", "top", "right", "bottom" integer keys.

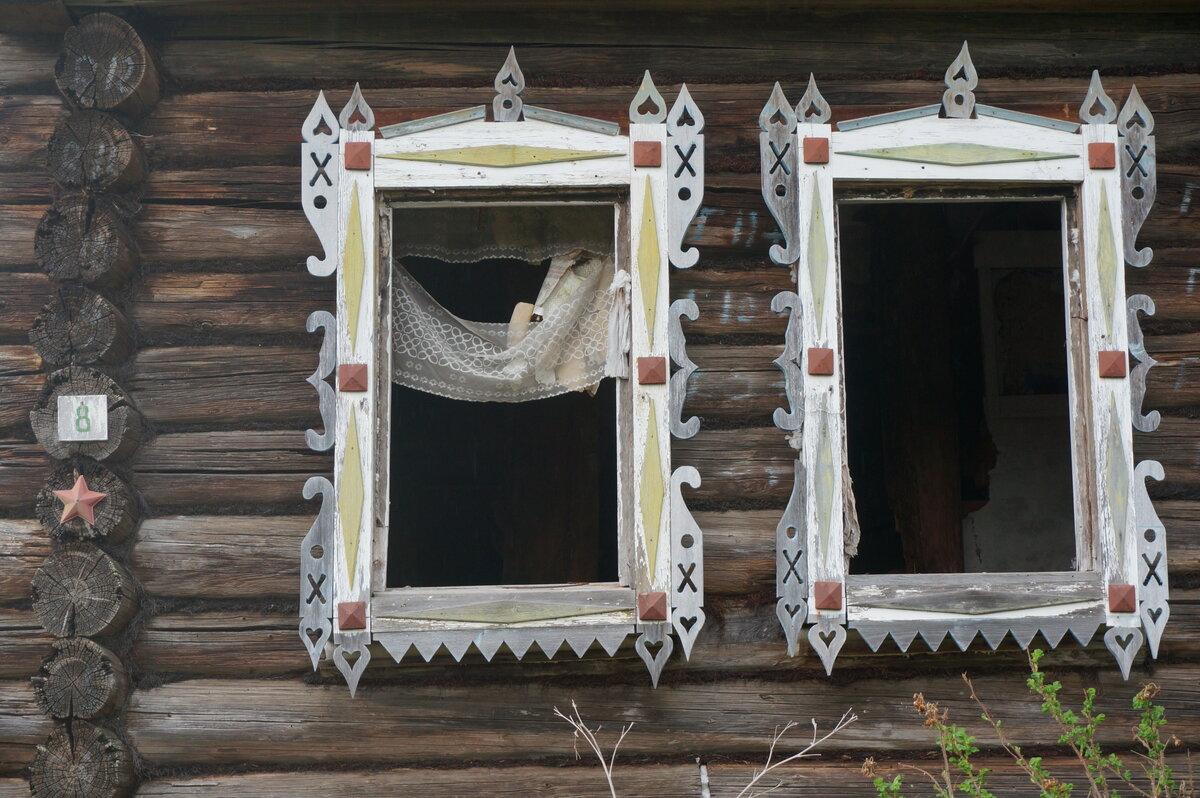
[
  {"left": 0, "top": 607, "right": 52, "bottom": 678},
  {"left": 34, "top": 195, "right": 137, "bottom": 289},
  {"left": 0, "top": 680, "right": 53, "bottom": 776},
  {"left": 46, "top": 110, "right": 145, "bottom": 192},
  {"left": 125, "top": 758, "right": 1200, "bottom": 798},
  {"left": 29, "top": 286, "right": 133, "bottom": 366},
  {"left": 132, "top": 591, "right": 1200, "bottom": 679},
  {"left": 114, "top": 503, "right": 1200, "bottom": 600},
  {"left": 55, "top": 12, "right": 160, "bottom": 119},
  {"left": 1, "top": 414, "right": 1194, "bottom": 515},
  {"left": 31, "top": 543, "right": 138, "bottom": 638},
  {"left": 33, "top": 637, "right": 129, "bottom": 720},
  {"left": 124, "top": 666, "right": 1200, "bottom": 768},
  {"left": 29, "top": 720, "right": 136, "bottom": 798}
]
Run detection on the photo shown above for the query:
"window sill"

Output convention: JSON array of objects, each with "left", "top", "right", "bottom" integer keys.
[{"left": 845, "top": 570, "right": 1104, "bottom": 623}]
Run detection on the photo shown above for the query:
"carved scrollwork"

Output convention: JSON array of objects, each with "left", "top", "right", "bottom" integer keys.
[
  {"left": 668, "top": 299, "right": 699, "bottom": 440},
  {"left": 771, "top": 291, "right": 803, "bottom": 432},
  {"left": 670, "top": 466, "right": 704, "bottom": 660},
  {"left": 338, "top": 82, "right": 375, "bottom": 132},
  {"left": 302, "top": 91, "right": 340, "bottom": 277},
  {"left": 796, "top": 73, "right": 831, "bottom": 125},
  {"left": 776, "top": 459, "right": 808, "bottom": 657},
  {"left": 1119, "top": 86, "right": 1156, "bottom": 268},
  {"left": 941, "top": 41, "right": 978, "bottom": 119},
  {"left": 300, "top": 476, "right": 334, "bottom": 670},
  {"left": 493, "top": 47, "right": 525, "bottom": 122},
  {"left": 1080, "top": 70, "right": 1117, "bottom": 125},
  {"left": 760, "top": 83, "right": 800, "bottom": 266},
  {"left": 305, "top": 311, "right": 337, "bottom": 451},
  {"left": 854, "top": 615, "right": 1104, "bottom": 656},
  {"left": 1127, "top": 295, "right": 1161, "bottom": 433},
  {"left": 666, "top": 85, "right": 704, "bottom": 269},
  {"left": 1135, "top": 460, "right": 1168, "bottom": 658},
  {"left": 629, "top": 70, "right": 666, "bottom": 124}
]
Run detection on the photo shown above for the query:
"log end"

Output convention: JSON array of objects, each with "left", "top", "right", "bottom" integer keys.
[
  {"left": 30, "top": 721, "right": 135, "bottom": 798},
  {"left": 32, "top": 543, "right": 138, "bottom": 638},
  {"left": 36, "top": 461, "right": 139, "bottom": 544},
  {"left": 34, "top": 638, "right": 129, "bottom": 720},
  {"left": 55, "top": 12, "right": 159, "bottom": 119}
]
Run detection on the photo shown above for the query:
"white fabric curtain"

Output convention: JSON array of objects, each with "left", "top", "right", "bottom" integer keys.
[{"left": 391, "top": 250, "right": 629, "bottom": 402}]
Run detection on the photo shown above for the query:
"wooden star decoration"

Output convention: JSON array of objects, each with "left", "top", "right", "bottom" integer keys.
[{"left": 53, "top": 475, "right": 107, "bottom": 525}]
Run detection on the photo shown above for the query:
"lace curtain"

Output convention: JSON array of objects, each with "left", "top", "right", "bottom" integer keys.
[{"left": 392, "top": 250, "right": 629, "bottom": 402}]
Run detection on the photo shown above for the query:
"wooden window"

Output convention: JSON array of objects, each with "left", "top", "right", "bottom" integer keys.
[
  {"left": 300, "top": 56, "right": 707, "bottom": 692},
  {"left": 761, "top": 45, "right": 1165, "bottom": 677}
]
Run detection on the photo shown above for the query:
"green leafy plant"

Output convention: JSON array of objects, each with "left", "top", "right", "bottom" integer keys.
[{"left": 862, "top": 650, "right": 1194, "bottom": 797}]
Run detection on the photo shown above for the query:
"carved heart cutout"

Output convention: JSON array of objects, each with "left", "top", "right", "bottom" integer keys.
[
  {"left": 1146, "top": 607, "right": 1163, "bottom": 623},
  {"left": 677, "top": 615, "right": 698, "bottom": 632},
  {"left": 807, "top": 622, "right": 847, "bottom": 676},
  {"left": 333, "top": 639, "right": 371, "bottom": 696},
  {"left": 1103, "top": 626, "right": 1144, "bottom": 681},
  {"left": 783, "top": 604, "right": 802, "bottom": 618},
  {"left": 634, "top": 632, "right": 674, "bottom": 688},
  {"left": 299, "top": 620, "right": 331, "bottom": 670}
]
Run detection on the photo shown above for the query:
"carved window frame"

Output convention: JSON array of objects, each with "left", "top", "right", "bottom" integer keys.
[
  {"left": 760, "top": 45, "right": 1165, "bottom": 677},
  {"left": 300, "top": 54, "right": 706, "bottom": 693}
]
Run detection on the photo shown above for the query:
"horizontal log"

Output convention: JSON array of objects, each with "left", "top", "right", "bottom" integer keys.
[
  {"left": 0, "top": 679, "right": 52, "bottom": 776},
  {"left": 0, "top": 273, "right": 50, "bottom": 336},
  {"left": 124, "top": 665, "right": 1200, "bottom": 768},
  {"left": 123, "top": 490, "right": 1200, "bottom": 607},
  {"left": 128, "top": 346, "right": 320, "bottom": 426},
  {"left": 0, "top": 439, "right": 50, "bottom": 511},
  {"left": 132, "top": 589, "right": 1200, "bottom": 680},
  {"left": 0, "top": 607, "right": 51, "bottom": 678},
  {"left": 127, "top": 757, "right": 1200, "bottom": 798},
  {"left": 0, "top": 519, "right": 47, "bottom": 600}
]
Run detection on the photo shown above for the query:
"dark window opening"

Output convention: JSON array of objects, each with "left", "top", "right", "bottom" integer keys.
[
  {"left": 840, "top": 201, "right": 1075, "bottom": 575},
  {"left": 386, "top": 204, "right": 620, "bottom": 589}
]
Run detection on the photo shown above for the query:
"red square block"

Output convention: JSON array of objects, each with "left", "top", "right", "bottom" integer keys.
[
  {"left": 633, "top": 141, "right": 662, "bottom": 167},
  {"left": 344, "top": 141, "right": 373, "bottom": 170},
  {"left": 1088, "top": 142, "right": 1116, "bottom": 169},
  {"left": 807, "top": 347, "right": 835, "bottom": 376},
  {"left": 638, "top": 591, "right": 668, "bottom": 621},
  {"left": 813, "top": 581, "right": 843, "bottom": 611},
  {"left": 803, "top": 137, "right": 830, "bottom": 164},
  {"left": 637, "top": 356, "right": 668, "bottom": 384},
  {"left": 338, "top": 601, "right": 367, "bottom": 630},
  {"left": 338, "top": 363, "right": 369, "bottom": 392},
  {"left": 1108, "top": 584, "right": 1136, "bottom": 614},
  {"left": 1098, "top": 350, "right": 1127, "bottom": 378}
]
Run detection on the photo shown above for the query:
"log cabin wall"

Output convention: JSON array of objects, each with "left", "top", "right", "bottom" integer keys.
[{"left": 1, "top": 1, "right": 1198, "bottom": 795}]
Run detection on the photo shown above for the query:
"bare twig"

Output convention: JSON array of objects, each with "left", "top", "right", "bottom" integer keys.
[
  {"left": 733, "top": 709, "right": 858, "bottom": 798},
  {"left": 553, "top": 700, "right": 631, "bottom": 798}
]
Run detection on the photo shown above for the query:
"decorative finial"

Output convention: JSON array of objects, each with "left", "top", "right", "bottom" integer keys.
[
  {"left": 1119, "top": 85, "right": 1156, "bottom": 268},
  {"left": 796, "top": 73, "right": 831, "bottom": 124},
  {"left": 759, "top": 81, "right": 797, "bottom": 133},
  {"left": 942, "top": 41, "right": 978, "bottom": 118},
  {"left": 1080, "top": 70, "right": 1117, "bottom": 124},
  {"left": 629, "top": 70, "right": 667, "bottom": 124},
  {"left": 494, "top": 47, "right": 525, "bottom": 122},
  {"left": 302, "top": 90, "right": 339, "bottom": 143},
  {"left": 1118, "top": 84, "right": 1154, "bottom": 135},
  {"left": 338, "top": 83, "right": 375, "bottom": 131},
  {"left": 667, "top": 83, "right": 705, "bottom": 134}
]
